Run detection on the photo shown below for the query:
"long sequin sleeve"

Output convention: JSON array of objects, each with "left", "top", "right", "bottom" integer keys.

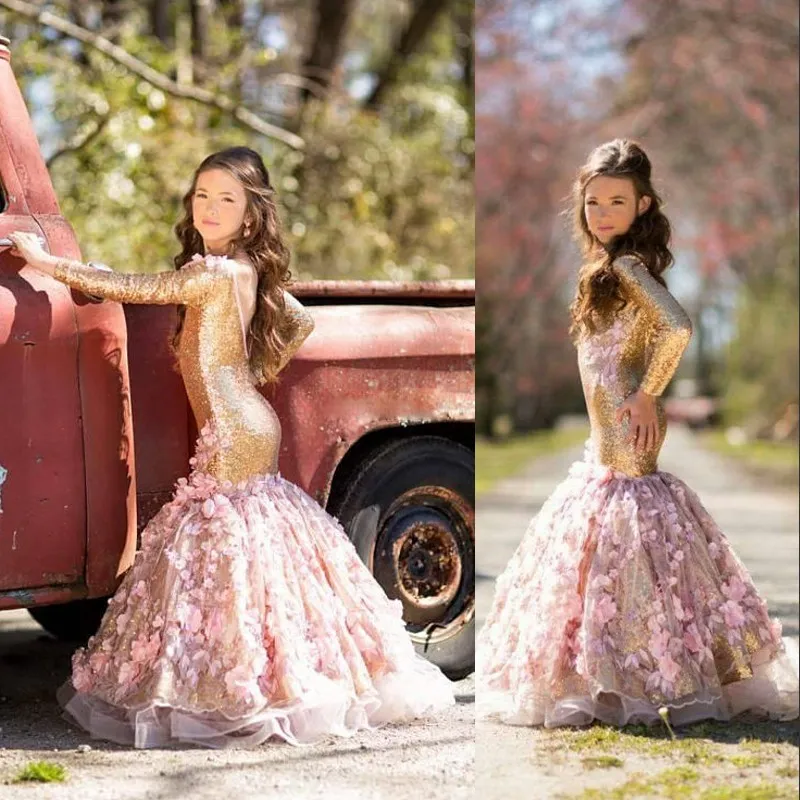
[
  {"left": 274, "top": 289, "right": 315, "bottom": 375},
  {"left": 613, "top": 255, "right": 692, "bottom": 396},
  {"left": 52, "top": 258, "right": 216, "bottom": 306}
]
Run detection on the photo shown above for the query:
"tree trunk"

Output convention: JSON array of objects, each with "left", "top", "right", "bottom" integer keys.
[
  {"left": 68, "top": 0, "right": 90, "bottom": 65},
  {"left": 102, "top": 0, "right": 125, "bottom": 35},
  {"left": 149, "top": 0, "right": 172, "bottom": 44},
  {"left": 219, "top": 0, "right": 244, "bottom": 29},
  {"left": 300, "top": 0, "right": 355, "bottom": 106},
  {"left": 190, "top": 0, "right": 210, "bottom": 60},
  {"left": 455, "top": 0, "right": 473, "bottom": 165},
  {"left": 365, "top": 0, "right": 451, "bottom": 110}
]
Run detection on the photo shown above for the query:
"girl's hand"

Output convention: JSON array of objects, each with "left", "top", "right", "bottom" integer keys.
[
  {"left": 7, "top": 232, "right": 55, "bottom": 273},
  {"left": 616, "top": 388, "right": 659, "bottom": 453}
]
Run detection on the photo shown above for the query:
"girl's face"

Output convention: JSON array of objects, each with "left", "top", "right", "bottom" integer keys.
[
  {"left": 192, "top": 168, "right": 249, "bottom": 253},
  {"left": 583, "top": 174, "right": 651, "bottom": 245}
]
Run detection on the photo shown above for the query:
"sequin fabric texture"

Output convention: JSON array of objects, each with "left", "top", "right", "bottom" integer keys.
[
  {"left": 51, "top": 253, "right": 455, "bottom": 748},
  {"left": 476, "top": 255, "right": 799, "bottom": 728}
]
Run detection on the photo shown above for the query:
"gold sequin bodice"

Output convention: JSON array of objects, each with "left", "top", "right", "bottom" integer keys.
[
  {"left": 576, "top": 255, "right": 692, "bottom": 477},
  {"left": 53, "top": 254, "right": 314, "bottom": 484}
]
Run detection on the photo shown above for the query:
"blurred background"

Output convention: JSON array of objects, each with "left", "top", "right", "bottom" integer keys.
[
  {"left": 0, "top": 0, "right": 474, "bottom": 281},
  {"left": 475, "top": 0, "right": 798, "bottom": 492}
]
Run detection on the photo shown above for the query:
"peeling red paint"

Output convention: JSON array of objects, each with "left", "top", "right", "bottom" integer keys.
[{"left": 127, "top": 302, "right": 475, "bottom": 525}]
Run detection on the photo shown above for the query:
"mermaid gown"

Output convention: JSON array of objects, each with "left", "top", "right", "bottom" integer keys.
[
  {"left": 51, "top": 252, "right": 454, "bottom": 748},
  {"left": 477, "top": 255, "right": 799, "bottom": 728}
]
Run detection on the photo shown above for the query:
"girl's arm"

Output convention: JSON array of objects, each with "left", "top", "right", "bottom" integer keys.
[
  {"left": 274, "top": 289, "right": 315, "bottom": 376},
  {"left": 613, "top": 254, "right": 692, "bottom": 396},
  {"left": 9, "top": 231, "right": 215, "bottom": 306},
  {"left": 50, "top": 257, "right": 215, "bottom": 306}
]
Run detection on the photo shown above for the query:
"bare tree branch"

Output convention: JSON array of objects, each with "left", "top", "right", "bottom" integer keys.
[
  {"left": 46, "top": 112, "right": 110, "bottom": 168},
  {"left": 365, "top": 0, "right": 452, "bottom": 110},
  {"left": 0, "top": 0, "right": 305, "bottom": 149}
]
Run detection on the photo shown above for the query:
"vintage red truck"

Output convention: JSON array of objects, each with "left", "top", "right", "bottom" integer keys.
[{"left": 0, "top": 34, "right": 475, "bottom": 679}]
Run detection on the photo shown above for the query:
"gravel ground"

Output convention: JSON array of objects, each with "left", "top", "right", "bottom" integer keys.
[{"left": 0, "top": 611, "right": 474, "bottom": 799}]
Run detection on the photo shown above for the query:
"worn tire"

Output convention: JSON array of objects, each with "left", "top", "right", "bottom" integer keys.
[
  {"left": 28, "top": 597, "right": 109, "bottom": 643},
  {"left": 331, "top": 436, "right": 475, "bottom": 681}
]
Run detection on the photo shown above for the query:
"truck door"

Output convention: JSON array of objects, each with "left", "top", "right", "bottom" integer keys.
[{"left": 0, "top": 191, "right": 87, "bottom": 592}]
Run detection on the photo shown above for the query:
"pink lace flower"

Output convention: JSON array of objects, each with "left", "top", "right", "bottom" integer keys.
[
  {"left": 593, "top": 595, "right": 617, "bottom": 626},
  {"left": 658, "top": 653, "right": 681, "bottom": 685},
  {"left": 185, "top": 606, "right": 204, "bottom": 633},
  {"left": 623, "top": 653, "right": 640, "bottom": 670},
  {"left": 115, "top": 611, "right": 131, "bottom": 635},
  {"left": 72, "top": 664, "right": 93, "bottom": 692},
  {"left": 683, "top": 623, "right": 703, "bottom": 653},
  {"left": 117, "top": 662, "right": 136, "bottom": 690},
  {"left": 592, "top": 575, "right": 613, "bottom": 591},
  {"left": 580, "top": 319, "right": 624, "bottom": 389},
  {"left": 671, "top": 595, "right": 686, "bottom": 621},
  {"left": 722, "top": 576, "right": 747, "bottom": 603},
  {"left": 224, "top": 664, "right": 257, "bottom": 703},
  {"left": 722, "top": 600, "right": 746, "bottom": 628},
  {"left": 206, "top": 609, "right": 225, "bottom": 640},
  {"left": 88, "top": 651, "right": 111, "bottom": 674},
  {"left": 201, "top": 498, "right": 217, "bottom": 518},
  {"left": 648, "top": 628, "right": 671, "bottom": 659}
]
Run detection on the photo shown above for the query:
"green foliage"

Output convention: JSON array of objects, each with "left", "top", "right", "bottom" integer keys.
[
  {"left": 475, "top": 426, "right": 589, "bottom": 496},
  {"left": 701, "top": 432, "right": 798, "bottom": 483},
  {"left": 6, "top": 4, "right": 473, "bottom": 280},
  {"left": 282, "top": 92, "right": 472, "bottom": 280},
  {"left": 721, "top": 220, "right": 799, "bottom": 435}
]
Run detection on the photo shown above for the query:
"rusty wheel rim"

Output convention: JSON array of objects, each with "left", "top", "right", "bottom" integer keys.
[{"left": 371, "top": 485, "right": 474, "bottom": 633}]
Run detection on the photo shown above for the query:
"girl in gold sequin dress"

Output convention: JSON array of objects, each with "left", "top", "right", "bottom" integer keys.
[
  {"left": 9, "top": 147, "right": 453, "bottom": 748},
  {"left": 476, "top": 140, "right": 799, "bottom": 727}
]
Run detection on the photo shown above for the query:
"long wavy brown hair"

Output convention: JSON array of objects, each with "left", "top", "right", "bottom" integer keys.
[
  {"left": 569, "top": 139, "right": 673, "bottom": 339},
  {"left": 172, "top": 146, "right": 296, "bottom": 384}
]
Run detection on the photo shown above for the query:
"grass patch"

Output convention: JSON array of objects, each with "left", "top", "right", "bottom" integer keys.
[
  {"left": 701, "top": 430, "right": 799, "bottom": 484},
  {"left": 476, "top": 426, "right": 589, "bottom": 496},
  {"left": 12, "top": 761, "right": 67, "bottom": 783},
  {"left": 549, "top": 720, "right": 796, "bottom": 799},
  {"left": 728, "top": 754, "right": 764, "bottom": 769},
  {"left": 775, "top": 765, "right": 798, "bottom": 779},
  {"left": 581, "top": 755, "right": 624, "bottom": 769},
  {"left": 698, "top": 785, "right": 796, "bottom": 800},
  {"left": 568, "top": 765, "right": 700, "bottom": 799},
  {"left": 562, "top": 724, "right": 625, "bottom": 752},
  {"left": 559, "top": 723, "right": 720, "bottom": 764}
]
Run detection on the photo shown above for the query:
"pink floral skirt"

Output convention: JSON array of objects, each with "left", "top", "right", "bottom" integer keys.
[
  {"left": 58, "top": 462, "right": 454, "bottom": 748},
  {"left": 477, "top": 451, "right": 799, "bottom": 728}
]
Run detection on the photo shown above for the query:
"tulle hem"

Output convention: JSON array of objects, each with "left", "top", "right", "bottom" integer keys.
[
  {"left": 58, "top": 663, "right": 455, "bottom": 749},
  {"left": 476, "top": 638, "right": 799, "bottom": 729}
]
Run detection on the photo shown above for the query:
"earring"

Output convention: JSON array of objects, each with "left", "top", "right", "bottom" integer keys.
[{"left": 244, "top": 225, "right": 251, "bottom": 237}]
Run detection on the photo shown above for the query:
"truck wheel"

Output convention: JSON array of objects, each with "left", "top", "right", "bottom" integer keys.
[
  {"left": 332, "top": 436, "right": 474, "bottom": 681},
  {"left": 27, "top": 597, "right": 109, "bottom": 643}
]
